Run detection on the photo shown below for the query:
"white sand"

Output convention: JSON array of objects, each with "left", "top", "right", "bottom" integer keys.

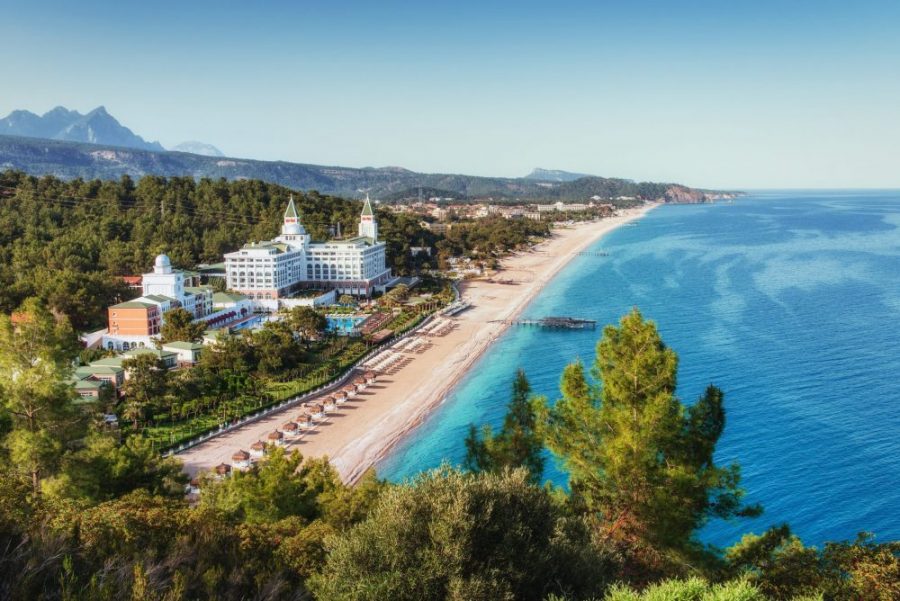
[{"left": 177, "top": 204, "right": 658, "bottom": 482}]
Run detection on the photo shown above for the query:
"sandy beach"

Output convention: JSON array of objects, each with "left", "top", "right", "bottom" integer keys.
[{"left": 178, "top": 203, "right": 658, "bottom": 482}]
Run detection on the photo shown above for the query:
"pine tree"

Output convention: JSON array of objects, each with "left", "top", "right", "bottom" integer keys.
[
  {"left": 464, "top": 369, "right": 545, "bottom": 483},
  {"left": 0, "top": 298, "right": 85, "bottom": 494},
  {"left": 538, "top": 308, "right": 760, "bottom": 560}
]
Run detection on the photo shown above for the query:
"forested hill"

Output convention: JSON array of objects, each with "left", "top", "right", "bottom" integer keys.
[{"left": 0, "top": 134, "right": 735, "bottom": 203}]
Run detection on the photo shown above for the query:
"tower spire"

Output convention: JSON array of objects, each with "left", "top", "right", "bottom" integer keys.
[
  {"left": 361, "top": 193, "right": 374, "bottom": 217},
  {"left": 284, "top": 195, "right": 299, "bottom": 222},
  {"left": 358, "top": 193, "right": 378, "bottom": 241}
]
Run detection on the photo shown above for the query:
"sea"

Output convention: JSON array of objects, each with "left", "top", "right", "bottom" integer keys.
[{"left": 378, "top": 190, "right": 900, "bottom": 548}]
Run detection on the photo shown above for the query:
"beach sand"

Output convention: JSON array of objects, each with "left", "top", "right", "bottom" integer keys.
[{"left": 177, "top": 203, "right": 658, "bottom": 482}]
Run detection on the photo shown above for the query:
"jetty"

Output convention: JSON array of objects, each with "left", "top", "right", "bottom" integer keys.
[{"left": 496, "top": 316, "right": 597, "bottom": 329}]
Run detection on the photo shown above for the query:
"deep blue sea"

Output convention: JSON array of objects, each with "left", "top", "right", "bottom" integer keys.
[{"left": 379, "top": 191, "right": 900, "bottom": 548}]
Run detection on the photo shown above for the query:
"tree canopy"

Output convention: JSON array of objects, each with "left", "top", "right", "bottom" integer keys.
[
  {"left": 537, "top": 308, "right": 760, "bottom": 570},
  {"left": 159, "top": 307, "right": 206, "bottom": 343},
  {"left": 464, "top": 368, "right": 545, "bottom": 483}
]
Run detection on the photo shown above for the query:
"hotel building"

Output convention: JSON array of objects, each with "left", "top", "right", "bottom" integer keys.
[
  {"left": 104, "top": 254, "right": 215, "bottom": 350},
  {"left": 224, "top": 196, "right": 392, "bottom": 309}
]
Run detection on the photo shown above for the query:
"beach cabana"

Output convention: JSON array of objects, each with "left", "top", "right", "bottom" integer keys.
[
  {"left": 283, "top": 421, "right": 299, "bottom": 437},
  {"left": 295, "top": 413, "right": 313, "bottom": 429},
  {"left": 250, "top": 440, "right": 267, "bottom": 458},
  {"left": 322, "top": 395, "right": 337, "bottom": 412},
  {"left": 187, "top": 478, "right": 201, "bottom": 495},
  {"left": 364, "top": 370, "right": 377, "bottom": 384},
  {"left": 214, "top": 463, "right": 232, "bottom": 478},
  {"left": 353, "top": 376, "right": 367, "bottom": 391},
  {"left": 268, "top": 430, "right": 285, "bottom": 446},
  {"left": 232, "top": 449, "right": 251, "bottom": 468},
  {"left": 334, "top": 390, "right": 348, "bottom": 404},
  {"left": 342, "top": 384, "right": 357, "bottom": 399}
]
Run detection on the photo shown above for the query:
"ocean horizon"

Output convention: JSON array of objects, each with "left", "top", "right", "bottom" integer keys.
[{"left": 379, "top": 190, "right": 900, "bottom": 549}]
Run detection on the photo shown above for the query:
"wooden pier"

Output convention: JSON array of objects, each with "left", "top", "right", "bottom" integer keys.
[{"left": 497, "top": 316, "right": 597, "bottom": 329}]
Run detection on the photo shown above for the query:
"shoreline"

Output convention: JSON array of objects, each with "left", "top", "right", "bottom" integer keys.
[
  {"left": 347, "top": 202, "right": 659, "bottom": 483},
  {"left": 177, "top": 203, "right": 659, "bottom": 482}
]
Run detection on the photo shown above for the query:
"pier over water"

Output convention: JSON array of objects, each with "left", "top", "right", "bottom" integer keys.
[{"left": 495, "top": 316, "right": 597, "bottom": 329}]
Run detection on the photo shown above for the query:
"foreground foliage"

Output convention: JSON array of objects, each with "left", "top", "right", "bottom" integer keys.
[
  {"left": 537, "top": 309, "right": 760, "bottom": 575},
  {"left": 0, "top": 304, "right": 897, "bottom": 600},
  {"left": 311, "top": 468, "right": 610, "bottom": 601}
]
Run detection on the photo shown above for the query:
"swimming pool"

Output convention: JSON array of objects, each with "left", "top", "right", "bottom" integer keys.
[{"left": 326, "top": 314, "right": 366, "bottom": 335}]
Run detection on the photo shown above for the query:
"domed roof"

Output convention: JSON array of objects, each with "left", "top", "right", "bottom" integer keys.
[
  {"left": 154, "top": 254, "right": 171, "bottom": 268},
  {"left": 282, "top": 222, "right": 304, "bottom": 236}
]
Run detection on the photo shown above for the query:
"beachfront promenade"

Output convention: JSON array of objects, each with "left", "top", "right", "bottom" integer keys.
[{"left": 177, "top": 204, "right": 657, "bottom": 482}]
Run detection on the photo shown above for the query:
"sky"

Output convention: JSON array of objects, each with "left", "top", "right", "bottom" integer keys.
[{"left": 2, "top": 0, "right": 899, "bottom": 189}]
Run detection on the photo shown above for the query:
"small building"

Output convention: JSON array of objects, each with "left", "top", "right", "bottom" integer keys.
[
  {"left": 161, "top": 341, "right": 204, "bottom": 366},
  {"left": 250, "top": 440, "right": 267, "bottom": 458},
  {"left": 232, "top": 449, "right": 251, "bottom": 468},
  {"left": 103, "top": 254, "right": 215, "bottom": 350},
  {"left": 280, "top": 289, "right": 337, "bottom": 310},
  {"left": 334, "top": 390, "right": 348, "bottom": 405},
  {"left": 120, "top": 275, "right": 143, "bottom": 291},
  {"left": 72, "top": 377, "right": 105, "bottom": 400},
  {"left": 322, "top": 396, "right": 336, "bottom": 412},
  {"left": 308, "top": 403, "right": 324, "bottom": 419},
  {"left": 74, "top": 363, "right": 126, "bottom": 394},
  {"left": 420, "top": 221, "right": 452, "bottom": 234},
  {"left": 295, "top": 414, "right": 313, "bottom": 429},
  {"left": 212, "top": 291, "right": 252, "bottom": 313},
  {"left": 282, "top": 422, "right": 299, "bottom": 437},
  {"left": 121, "top": 347, "right": 179, "bottom": 369},
  {"left": 214, "top": 463, "right": 232, "bottom": 478},
  {"left": 267, "top": 430, "right": 285, "bottom": 446}
]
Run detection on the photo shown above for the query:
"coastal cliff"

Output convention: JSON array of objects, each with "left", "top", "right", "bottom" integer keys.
[{"left": 664, "top": 184, "right": 741, "bottom": 204}]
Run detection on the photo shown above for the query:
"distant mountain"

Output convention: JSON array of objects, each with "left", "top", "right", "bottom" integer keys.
[
  {"left": 0, "top": 106, "right": 164, "bottom": 152},
  {"left": 524, "top": 168, "right": 594, "bottom": 182},
  {"left": 0, "top": 134, "right": 738, "bottom": 204},
  {"left": 172, "top": 141, "right": 224, "bottom": 157}
]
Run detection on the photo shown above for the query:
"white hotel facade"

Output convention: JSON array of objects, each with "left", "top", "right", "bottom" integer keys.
[{"left": 224, "top": 196, "right": 392, "bottom": 309}]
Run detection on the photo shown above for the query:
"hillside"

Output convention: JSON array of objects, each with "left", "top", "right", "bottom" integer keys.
[
  {"left": 524, "top": 167, "right": 594, "bottom": 182},
  {"left": 0, "top": 134, "right": 737, "bottom": 203}
]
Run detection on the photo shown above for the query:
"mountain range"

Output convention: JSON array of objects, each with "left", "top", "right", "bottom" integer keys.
[
  {"left": 0, "top": 106, "right": 165, "bottom": 152},
  {"left": 0, "top": 106, "right": 736, "bottom": 203}
]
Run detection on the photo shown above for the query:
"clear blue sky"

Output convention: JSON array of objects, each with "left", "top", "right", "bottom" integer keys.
[{"left": 2, "top": 0, "right": 899, "bottom": 188}]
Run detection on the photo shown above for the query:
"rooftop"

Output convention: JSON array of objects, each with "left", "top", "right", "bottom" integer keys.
[
  {"left": 76, "top": 364, "right": 124, "bottom": 376},
  {"left": 122, "top": 348, "right": 177, "bottom": 359},
  {"left": 111, "top": 300, "right": 155, "bottom": 310},
  {"left": 318, "top": 236, "right": 378, "bottom": 247},
  {"left": 142, "top": 294, "right": 177, "bottom": 304},
  {"left": 213, "top": 291, "right": 248, "bottom": 304},
  {"left": 91, "top": 357, "right": 126, "bottom": 368},
  {"left": 161, "top": 341, "right": 204, "bottom": 351}
]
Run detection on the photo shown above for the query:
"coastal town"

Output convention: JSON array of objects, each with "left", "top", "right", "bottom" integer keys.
[{"left": 50, "top": 186, "right": 654, "bottom": 490}]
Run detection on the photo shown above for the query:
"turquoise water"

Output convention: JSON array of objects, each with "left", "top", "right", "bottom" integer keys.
[
  {"left": 379, "top": 191, "right": 900, "bottom": 548},
  {"left": 326, "top": 315, "right": 365, "bottom": 334}
]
